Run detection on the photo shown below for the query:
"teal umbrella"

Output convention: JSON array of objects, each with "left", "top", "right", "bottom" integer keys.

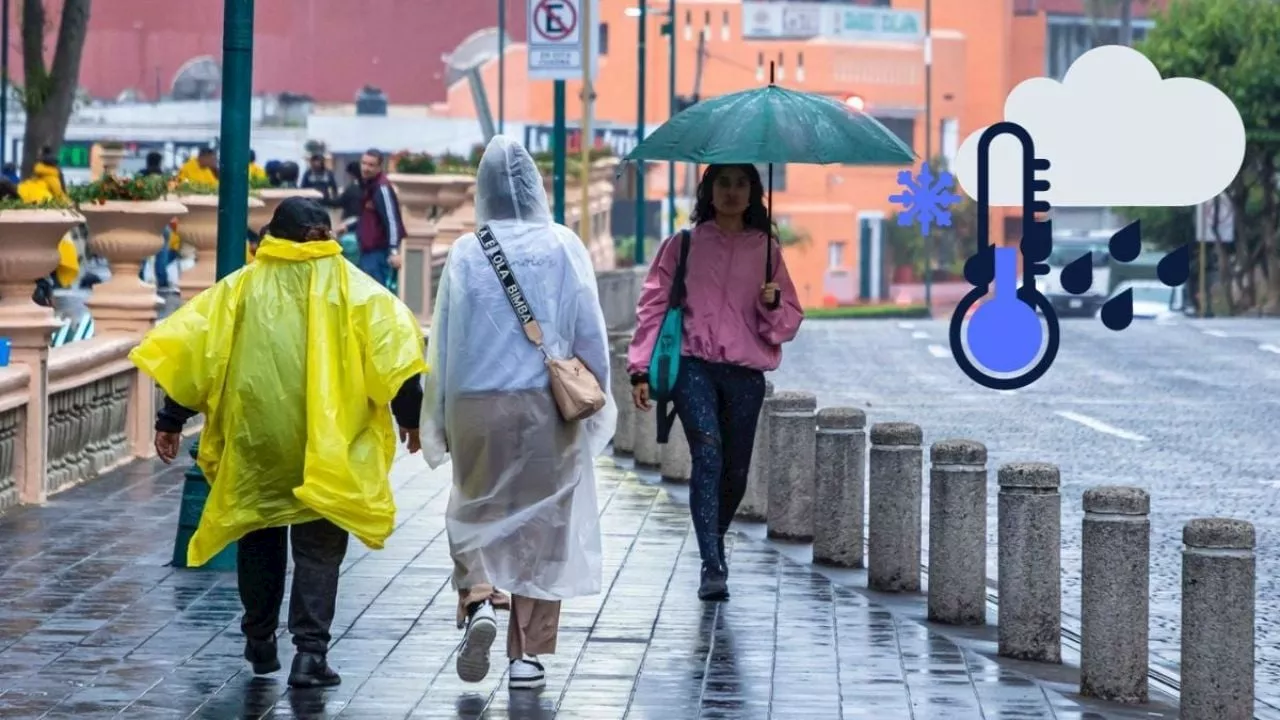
[
  {"left": 625, "top": 85, "right": 915, "bottom": 166},
  {"left": 624, "top": 72, "right": 915, "bottom": 280}
]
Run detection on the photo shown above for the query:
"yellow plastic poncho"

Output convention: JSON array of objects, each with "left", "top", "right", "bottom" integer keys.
[
  {"left": 129, "top": 236, "right": 428, "bottom": 567},
  {"left": 17, "top": 175, "right": 79, "bottom": 287},
  {"left": 177, "top": 157, "right": 218, "bottom": 186}
]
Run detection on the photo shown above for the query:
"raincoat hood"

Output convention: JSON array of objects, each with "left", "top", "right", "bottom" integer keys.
[
  {"left": 130, "top": 240, "right": 427, "bottom": 567},
  {"left": 475, "top": 135, "right": 551, "bottom": 226}
]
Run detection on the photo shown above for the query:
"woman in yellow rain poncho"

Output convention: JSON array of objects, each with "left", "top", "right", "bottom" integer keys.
[
  {"left": 130, "top": 197, "right": 427, "bottom": 688},
  {"left": 17, "top": 161, "right": 79, "bottom": 288}
]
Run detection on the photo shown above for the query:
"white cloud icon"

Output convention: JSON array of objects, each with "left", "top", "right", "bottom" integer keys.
[{"left": 953, "top": 44, "right": 1245, "bottom": 208}]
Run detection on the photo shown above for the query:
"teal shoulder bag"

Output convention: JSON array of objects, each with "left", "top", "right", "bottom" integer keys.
[{"left": 648, "top": 229, "right": 692, "bottom": 444}]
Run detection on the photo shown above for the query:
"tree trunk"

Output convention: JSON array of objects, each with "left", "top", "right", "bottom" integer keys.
[
  {"left": 19, "top": 0, "right": 92, "bottom": 176},
  {"left": 1260, "top": 152, "right": 1280, "bottom": 314},
  {"left": 1218, "top": 181, "right": 1245, "bottom": 313}
]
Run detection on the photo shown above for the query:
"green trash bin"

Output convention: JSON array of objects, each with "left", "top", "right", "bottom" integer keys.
[{"left": 171, "top": 438, "right": 237, "bottom": 571}]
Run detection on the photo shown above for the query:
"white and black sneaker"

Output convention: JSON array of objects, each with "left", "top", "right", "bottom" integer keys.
[
  {"left": 508, "top": 656, "right": 546, "bottom": 690},
  {"left": 456, "top": 600, "right": 497, "bottom": 683}
]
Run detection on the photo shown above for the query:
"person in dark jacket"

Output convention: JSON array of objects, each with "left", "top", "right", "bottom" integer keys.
[
  {"left": 277, "top": 161, "right": 301, "bottom": 189},
  {"left": 355, "top": 149, "right": 405, "bottom": 289},
  {"left": 300, "top": 154, "right": 339, "bottom": 204},
  {"left": 139, "top": 152, "right": 165, "bottom": 177},
  {"left": 337, "top": 161, "right": 363, "bottom": 233}
]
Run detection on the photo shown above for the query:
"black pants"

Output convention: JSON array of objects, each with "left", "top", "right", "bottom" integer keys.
[
  {"left": 671, "top": 358, "right": 766, "bottom": 570},
  {"left": 237, "top": 519, "right": 349, "bottom": 655}
]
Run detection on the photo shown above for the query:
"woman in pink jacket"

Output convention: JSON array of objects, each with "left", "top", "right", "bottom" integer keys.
[{"left": 628, "top": 164, "right": 804, "bottom": 601}]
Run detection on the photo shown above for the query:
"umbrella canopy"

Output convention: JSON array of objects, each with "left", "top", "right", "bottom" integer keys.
[{"left": 625, "top": 85, "right": 916, "bottom": 166}]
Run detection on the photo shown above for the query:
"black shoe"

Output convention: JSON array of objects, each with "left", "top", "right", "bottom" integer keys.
[
  {"left": 244, "top": 636, "right": 280, "bottom": 675},
  {"left": 288, "top": 652, "right": 341, "bottom": 688},
  {"left": 698, "top": 564, "right": 729, "bottom": 602}
]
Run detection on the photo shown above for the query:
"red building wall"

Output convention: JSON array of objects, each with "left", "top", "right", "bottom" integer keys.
[{"left": 5, "top": 0, "right": 525, "bottom": 104}]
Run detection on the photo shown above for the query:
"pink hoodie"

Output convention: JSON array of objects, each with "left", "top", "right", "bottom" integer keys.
[{"left": 628, "top": 222, "right": 804, "bottom": 376}]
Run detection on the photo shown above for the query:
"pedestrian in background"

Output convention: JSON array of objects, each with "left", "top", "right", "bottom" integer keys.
[
  {"left": 132, "top": 197, "right": 427, "bottom": 688},
  {"left": 420, "top": 135, "right": 613, "bottom": 692},
  {"left": 301, "top": 154, "right": 339, "bottom": 204},
  {"left": 355, "top": 149, "right": 405, "bottom": 290},
  {"left": 628, "top": 163, "right": 803, "bottom": 602}
]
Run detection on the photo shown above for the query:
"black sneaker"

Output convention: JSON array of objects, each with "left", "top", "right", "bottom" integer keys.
[
  {"left": 698, "top": 564, "right": 729, "bottom": 602},
  {"left": 288, "top": 652, "right": 341, "bottom": 688},
  {"left": 244, "top": 636, "right": 280, "bottom": 675}
]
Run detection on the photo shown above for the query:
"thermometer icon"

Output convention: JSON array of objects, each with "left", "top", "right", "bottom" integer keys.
[{"left": 948, "top": 122, "right": 1061, "bottom": 391}]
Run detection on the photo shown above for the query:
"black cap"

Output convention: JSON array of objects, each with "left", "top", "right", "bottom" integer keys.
[{"left": 267, "top": 197, "right": 332, "bottom": 242}]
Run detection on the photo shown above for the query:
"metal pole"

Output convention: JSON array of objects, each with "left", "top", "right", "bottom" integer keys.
[
  {"left": 666, "top": 0, "right": 676, "bottom": 238},
  {"left": 498, "top": 0, "right": 506, "bottom": 134},
  {"left": 634, "top": 2, "right": 647, "bottom": 264},
  {"left": 216, "top": 0, "right": 254, "bottom": 281},
  {"left": 553, "top": 80, "right": 566, "bottom": 225},
  {"left": 923, "top": 0, "right": 933, "bottom": 317},
  {"left": 579, "top": 0, "right": 593, "bottom": 242},
  {"left": 1, "top": 0, "right": 9, "bottom": 170}
]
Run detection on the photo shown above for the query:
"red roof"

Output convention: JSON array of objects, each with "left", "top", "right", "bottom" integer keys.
[{"left": 6, "top": 0, "right": 525, "bottom": 104}]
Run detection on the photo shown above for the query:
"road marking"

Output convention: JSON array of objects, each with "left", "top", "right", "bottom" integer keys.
[
  {"left": 897, "top": 322, "right": 916, "bottom": 330},
  {"left": 911, "top": 331, "right": 929, "bottom": 339},
  {"left": 1055, "top": 410, "right": 1149, "bottom": 442},
  {"left": 1202, "top": 329, "right": 1228, "bottom": 337},
  {"left": 927, "top": 344, "right": 949, "bottom": 359},
  {"left": 1260, "top": 344, "right": 1280, "bottom": 354}
]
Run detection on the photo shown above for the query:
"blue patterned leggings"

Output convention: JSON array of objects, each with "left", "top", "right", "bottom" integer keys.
[{"left": 672, "top": 357, "right": 766, "bottom": 571}]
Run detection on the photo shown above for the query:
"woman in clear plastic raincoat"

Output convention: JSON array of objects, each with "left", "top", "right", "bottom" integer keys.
[
  {"left": 129, "top": 197, "right": 428, "bottom": 688},
  {"left": 420, "top": 135, "right": 615, "bottom": 691}
]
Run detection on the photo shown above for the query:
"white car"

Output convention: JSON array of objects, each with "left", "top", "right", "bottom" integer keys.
[{"left": 1099, "top": 280, "right": 1185, "bottom": 320}]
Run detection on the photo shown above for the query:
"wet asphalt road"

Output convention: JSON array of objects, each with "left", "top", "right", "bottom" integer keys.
[{"left": 771, "top": 316, "right": 1280, "bottom": 710}]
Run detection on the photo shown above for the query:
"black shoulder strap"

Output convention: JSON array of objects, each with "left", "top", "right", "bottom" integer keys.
[
  {"left": 667, "top": 229, "right": 692, "bottom": 307},
  {"left": 477, "top": 224, "right": 546, "bottom": 349}
]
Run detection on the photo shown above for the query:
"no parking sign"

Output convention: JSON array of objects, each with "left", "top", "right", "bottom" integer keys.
[{"left": 527, "top": 0, "right": 598, "bottom": 81}]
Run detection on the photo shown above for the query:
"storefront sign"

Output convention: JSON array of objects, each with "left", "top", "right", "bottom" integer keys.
[{"left": 741, "top": 2, "right": 924, "bottom": 43}]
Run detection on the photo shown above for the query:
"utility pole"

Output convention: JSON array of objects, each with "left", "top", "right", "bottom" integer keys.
[
  {"left": 216, "top": 0, "right": 254, "bottom": 280},
  {"left": 666, "top": 0, "right": 676, "bottom": 237},
  {"left": 634, "top": 2, "right": 647, "bottom": 263},
  {"left": 498, "top": 0, "right": 506, "bottom": 134},
  {"left": 923, "top": 0, "right": 933, "bottom": 317},
  {"left": 579, "top": 0, "right": 593, "bottom": 243},
  {"left": 1, "top": 0, "right": 9, "bottom": 170}
]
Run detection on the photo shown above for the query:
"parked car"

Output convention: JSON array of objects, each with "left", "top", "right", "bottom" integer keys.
[{"left": 1098, "top": 280, "right": 1185, "bottom": 320}]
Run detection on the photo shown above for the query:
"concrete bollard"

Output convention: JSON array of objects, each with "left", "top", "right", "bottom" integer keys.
[
  {"left": 660, "top": 415, "right": 691, "bottom": 483},
  {"left": 764, "top": 391, "right": 817, "bottom": 542},
  {"left": 1080, "top": 486, "right": 1149, "bottom": 703},
  {"left": 736, "top": 381, "right": 773, "bottom": 522},
  {"left": 867, "top": 423, "right": 923, "bottom": 593},
  {"left": 1181, "top": 518, "right": 1255, "bottom": 720},
  {"left": 812, "top": 407, "right": 866, "bottom": 568},
  {"left": 610, "top": 351, "right": 635, "bottom": 455},
  {"left": 997, "top": 462, "right": 1061, "bottom": 663},
  {"left": 632, "top": 404, "right": 660, "bottom": 468},
  {"left": 927, "top": 440, "right": 988, "bottom": 625}
]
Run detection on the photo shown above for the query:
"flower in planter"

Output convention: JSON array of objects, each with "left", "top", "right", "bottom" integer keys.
[
  {"left": 391, "top": 151, "right": 437, "bottom": 175},
  {"left": 172, "top": 179, "right": 220, "bottom": 197},
  {"left": 68, "top": 173, "right": 169, "bottom": 205}
]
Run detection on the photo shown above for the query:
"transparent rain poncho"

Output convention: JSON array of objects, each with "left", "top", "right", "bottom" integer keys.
[{"left": 420, "top": 135, "right": 615, "bottom": 600}]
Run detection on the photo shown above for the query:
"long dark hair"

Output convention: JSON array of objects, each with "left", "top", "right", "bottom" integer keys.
[{"left": 690, "top": 164, "right": 773, "bottom": 237}]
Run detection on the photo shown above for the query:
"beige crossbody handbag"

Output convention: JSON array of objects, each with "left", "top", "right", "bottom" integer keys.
[{"left": 478, "top": 224, "right": 606, "bottom": 422}]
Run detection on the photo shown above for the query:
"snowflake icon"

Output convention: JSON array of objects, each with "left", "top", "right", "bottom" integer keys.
[{"left": 888, "top": 163, "right": 963, "bottom": 235}]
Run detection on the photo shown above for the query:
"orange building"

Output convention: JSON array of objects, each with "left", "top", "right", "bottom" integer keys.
[{"left": 437, "top": 0, "right": 1161, "bottom": 307}]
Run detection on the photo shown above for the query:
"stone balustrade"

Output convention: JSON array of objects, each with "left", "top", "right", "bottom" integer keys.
[{"left": 0, "top": 160, "right": 622, "bottom": 514}]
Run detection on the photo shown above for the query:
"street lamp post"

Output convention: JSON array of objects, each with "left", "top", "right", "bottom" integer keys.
[
  {"left": 666, "top": 0, "right": 676, "bottom": 238},
  {"left": 923, "top": 0, "right": 934, "bottom": 317},
  {"left": 1, "top": 0, "right": 10, "bottom": 170},
  {"left": 498, "top": 0, "right": 506, "bottom": 134},
  {"left": 634, "top": 3, "right": 647, "bottom": 264},
  {"left": 216, "top": 0, "right": 254, "bottom": 280}
]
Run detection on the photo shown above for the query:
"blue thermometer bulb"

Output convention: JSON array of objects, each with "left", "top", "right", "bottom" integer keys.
[{"left": 965, "top": 247, "right": 1044, "bottom": 373}]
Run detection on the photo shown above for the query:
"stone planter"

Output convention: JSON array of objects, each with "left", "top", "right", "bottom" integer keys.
[
  {"left": 80, "top": 199, "right": 189, "bottom": 332},
  {"left": 387, "top": 174, "right": 445, "bottom": 222},
  {"left": 433, "top": 174, "right": 477, "bottom": 218},
  {"left": 0, "top": 209, "right": 84, "bottom": 323},
  {"left": 175, "top": 194, "right": 265, "bottom": 301},
  {"left": 249, "top": 187, "right": 323, "bottom": 234}
]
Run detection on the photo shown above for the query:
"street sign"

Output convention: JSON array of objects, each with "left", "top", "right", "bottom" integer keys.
[
  {"left": 1195, "top": 193, "right": 1234, "bottom": 243},
  {"left": 523, "top": 124, "right": 638, "bottom": 158},
  {"left": 527, "top": 0, "right": 599, "bottom": 81}
]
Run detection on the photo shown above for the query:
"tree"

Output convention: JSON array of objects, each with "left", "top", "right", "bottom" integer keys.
[
  {"left": 1138, "top": 0, "right": 1280, "bottom": 313},
  {"left": 18, "top": 0, "right": 92, "bottom": 175}
]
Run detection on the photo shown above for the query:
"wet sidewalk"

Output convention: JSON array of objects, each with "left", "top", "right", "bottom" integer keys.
[{"left": 0, "top": 449, "right": 1179, "bottom": 719}]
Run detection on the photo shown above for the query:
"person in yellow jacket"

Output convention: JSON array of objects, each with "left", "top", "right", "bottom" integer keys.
[
  {"left": 130, "top": 197, "right": 427, "bottom": 689},
  {"left": 177, "top": 147, "right": 219, "bottom": 185},
  {"left": 249, "top": 150, "right": 268, "bottom": 184},
  {"left": 16, "top": 165, "right": 80, "bottom": 288}
]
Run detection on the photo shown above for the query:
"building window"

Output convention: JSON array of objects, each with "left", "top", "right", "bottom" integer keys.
[
  {"left": 1046, "top": 18, "right": 1153, "bottom": 79},
  {"left": 828, "top": 241, "right": 847, "bottom": 269},
  {"left": 599, "top": 23, "right": 609, "bottom": 55},
  {"left": 755, "top": 163, "right": 787, "bottom": 192},
  {"left": 876, "top": 117, "right": 915, "bottom": 154}
]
